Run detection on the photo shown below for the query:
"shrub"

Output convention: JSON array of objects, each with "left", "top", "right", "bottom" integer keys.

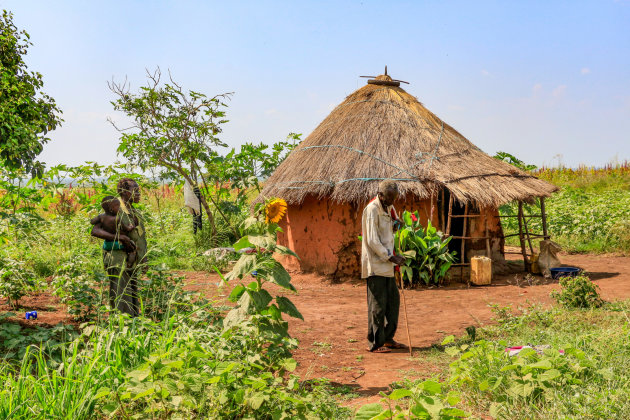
[
  {"left": 0, "top": 254, "right": 39, "bottom": 308},
  {"left": 550, "top": 275, "right": 604, "bottom": 309},
  {"left": 51, "top": 256, "right": 106, "bottom": 320}
]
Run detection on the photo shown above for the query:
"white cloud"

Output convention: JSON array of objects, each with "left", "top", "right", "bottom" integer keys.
[
  {"left": 581, "top": 67, "right": 591, "bottom": 75},
  {"left": 481, "top": 69, "right": 490, "bottom": 76},
  {"left": 265, "top": 108, "right": 278, "bottom": 115},
  {"left": 532, "top": 83, "right": 542, "bottom": 93},
  {"left": 552, "top": 85, "right": 567, "bottom": 98}
]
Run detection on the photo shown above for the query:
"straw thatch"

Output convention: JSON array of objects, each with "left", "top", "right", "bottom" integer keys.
[{"left": 260, "top": 74, "right": 558, "bottom": 207}]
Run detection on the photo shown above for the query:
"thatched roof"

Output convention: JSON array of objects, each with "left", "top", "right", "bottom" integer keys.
[{"left": 259, "top": 74, "right": 558, "bottom": 207}]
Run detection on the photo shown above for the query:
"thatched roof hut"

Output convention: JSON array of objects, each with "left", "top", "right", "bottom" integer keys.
[
  {"left": 260, "top": 74, "right": 557, "bottom": 207},
  {"left": 259, "top": 72, "right": 558, "bottom": 278}
]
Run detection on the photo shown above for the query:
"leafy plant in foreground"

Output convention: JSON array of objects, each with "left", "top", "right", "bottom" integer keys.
[
  {"left": 0, "top": 254, "right": 39, "bottom": 308},
  {"left": 356, "top": 379, "right": 468, "bottom": 419},
  {"left": 550, "top": 275, "right": 604, "bottom": 309},
  {"left": 395, "top": 211, "right": 455, "bottom": 286}
]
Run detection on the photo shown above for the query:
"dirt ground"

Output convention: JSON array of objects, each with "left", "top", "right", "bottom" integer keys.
[
  {"left": 184, "top": 250, "right": 630, "bottom": 404},
  {"left": 3, "top": 250, "right": 630, "bottom": 405}
]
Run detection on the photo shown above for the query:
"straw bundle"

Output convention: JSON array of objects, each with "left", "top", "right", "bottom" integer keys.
[{"left": 259, "top": 74, "right": 558, "bottom": 207}]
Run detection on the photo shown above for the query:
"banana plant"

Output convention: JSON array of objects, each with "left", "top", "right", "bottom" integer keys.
[{"left": 395, "top": 210, "right": 456, "bottom": 286}]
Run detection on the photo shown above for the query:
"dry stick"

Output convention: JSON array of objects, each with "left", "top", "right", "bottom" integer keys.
[
  {"left": 396, "top": 272, "right": 413, "bottom": 357},
  {"left": 540, "top": 197, "right": 549, "bottom": 239},
  {"left": 518, "top": 201, "right": 529, "bottom": 273}
]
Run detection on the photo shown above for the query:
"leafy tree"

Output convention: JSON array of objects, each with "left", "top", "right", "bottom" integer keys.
[
  {"left": 0, "top": 10, "right": 62, "bottom": 175},
  {"left": 493, "top": 151, "right": 537, "bottom": 172},
  {"left": 109, "top": 68, "right": 232, "bottom": 234}
]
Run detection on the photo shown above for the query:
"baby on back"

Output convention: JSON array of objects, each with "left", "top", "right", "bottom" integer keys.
[{"left": 91, "top": 196, "right": 137, "bottom": 264}]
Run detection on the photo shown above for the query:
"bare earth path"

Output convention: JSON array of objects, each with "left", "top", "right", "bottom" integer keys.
[{"left": 184, "top": 252, "right": 630, "bottom": 403}]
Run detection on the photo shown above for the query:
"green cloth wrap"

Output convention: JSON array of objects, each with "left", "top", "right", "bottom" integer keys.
[{"left": 103, "top": 240, "right": 125, "bottom": 251}]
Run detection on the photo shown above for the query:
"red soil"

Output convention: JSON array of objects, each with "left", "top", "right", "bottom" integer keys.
[{"left": 2, "top": 251, "right": 629, "bottom": 405}]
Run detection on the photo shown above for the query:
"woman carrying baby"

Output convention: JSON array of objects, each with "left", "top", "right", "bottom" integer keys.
[{"left": 91, "top": 178, "right": 148, "bottom": 317}]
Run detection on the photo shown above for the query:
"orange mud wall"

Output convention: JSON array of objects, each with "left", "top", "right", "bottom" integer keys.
[{"left": 277, "top": 195, "right": 504, "bottom": 279}]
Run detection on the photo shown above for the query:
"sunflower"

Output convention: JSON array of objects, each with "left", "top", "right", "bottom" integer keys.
[{"left": 265, "top": 198, "right": 287, "bottom": 224}]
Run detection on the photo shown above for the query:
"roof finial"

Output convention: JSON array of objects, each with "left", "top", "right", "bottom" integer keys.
[{"left": 385, "top": 65, "right": 388, "bottom": 76}]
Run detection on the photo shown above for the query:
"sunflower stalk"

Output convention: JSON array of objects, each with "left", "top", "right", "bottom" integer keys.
[{"left": 214, "top": 198, "right": 303, "bottom": 334}]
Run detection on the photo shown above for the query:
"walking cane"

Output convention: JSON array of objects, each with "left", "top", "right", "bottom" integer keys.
[{"left": 395, "top": 271, "right": 413, "bottom": 356}]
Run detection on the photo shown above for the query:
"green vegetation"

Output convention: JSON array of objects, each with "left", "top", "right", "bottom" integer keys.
[
  {"left": 395, "top": 211, "right": 456, "bottom": 286},
  {"left": 550, "top": 275, "right": 605, "bottom": 309},
  {"left": 361, "top": 297, "right": 630, "bottom": 419},
  {"left": 498, "top": 161, "right": 630, "bottom": 254}
]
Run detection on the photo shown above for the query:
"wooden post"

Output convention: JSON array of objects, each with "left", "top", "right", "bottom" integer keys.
[
  {"left": 522, "top": 212, "right": 535, "bottom": 254},
  {"left": 540, "top": 197, "right": 549, "bottom": 239},
  {"left": 517, "top": 201, "right": 529, "bottom": 273},
  {"left": 461, "top": 202, "right": 469, "bottom": 283},
  {"left": 440, "top": 189, "right": 445, "bottom": 231},
  {"left": 484, "top": 212, "right": 491, "bottom": 258},
  {"left": 446, "top": 195, "right": 453, "bottom": 236},
  {"left": 429, "top": 190, "right": 435, "bottom": 225}
]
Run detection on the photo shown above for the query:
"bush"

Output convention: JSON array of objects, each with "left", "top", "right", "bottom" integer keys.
[
  {"left": 550, "top": 275, "right": 604, "bottom": 309},
  {"left": 52, "top": 256, "right": 106, "bottom": 321},
  {"left": 0, "top": 254, "right": 39, "bottom": 308}
]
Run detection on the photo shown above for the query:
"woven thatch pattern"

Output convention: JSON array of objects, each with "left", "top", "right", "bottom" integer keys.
[{"left": 260, "top": 75, "right": 558, "bottom": 207}]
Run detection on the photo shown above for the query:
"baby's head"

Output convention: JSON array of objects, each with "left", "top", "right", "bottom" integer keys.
[{"left": 101, "top": 196, "right": 120, "bottom": 216}]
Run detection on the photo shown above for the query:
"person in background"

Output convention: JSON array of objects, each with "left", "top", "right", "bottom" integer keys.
[
  {"left": 91, "top": 178, "right": 147, "bottom": 317},
  {"left": 184, "top": 180, "right": 203, "bottom": 234},
  {"left": 361, "top": 180, "right": 407, "bottom": 353}
]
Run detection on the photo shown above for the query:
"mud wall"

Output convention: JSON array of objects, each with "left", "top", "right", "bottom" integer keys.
[{"left": 277, "top": 195, "right": 504, "bottom": 279}]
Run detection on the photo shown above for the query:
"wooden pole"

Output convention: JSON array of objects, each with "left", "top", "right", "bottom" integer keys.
[
  {"left": 429, "top": 190, "right": 435, "bottom": 225},
  {"left": 522, "top": 212, "right": 535, "bottom": 254},
  {"left": 461, "top": 202, "right": 469, "bottom": 283},
  {"left": 540, "top": 197, "right": 549, "bottom": 239},
  {"left": 395, "top": 271, "right": 413, "bottom": 356},
  {"left": 446, "top": 195, "right": 453, "bottom": 236},
  {"left": 440, "top": 189, "right": 445, "bottom": 231},
  {"left": 485, "top": 213, "right": 491, "bottom": 258},
  {"left": 517, "top": 201, "right": 529, "bottom": 273}
]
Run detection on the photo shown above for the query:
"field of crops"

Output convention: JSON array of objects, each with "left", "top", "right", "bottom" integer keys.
[{"left": 500, "top": 163, "right": 630, "bottom": 254}]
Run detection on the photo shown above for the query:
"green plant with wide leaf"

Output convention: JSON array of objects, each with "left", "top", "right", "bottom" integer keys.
[
  {"left": 395, "top": 210, "right": 456, "bottom": 286},
  {"left": 217, "top": 198, "right": 302, "bottom": 337}
]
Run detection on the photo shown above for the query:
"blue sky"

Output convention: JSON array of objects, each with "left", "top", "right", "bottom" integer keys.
[{"left": 3, "top": 0, "right": 629, "bottom": 168}]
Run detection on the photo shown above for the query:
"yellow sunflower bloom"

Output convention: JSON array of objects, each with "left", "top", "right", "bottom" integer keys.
[{"left": 265, "top": 198, "right": 287, "bottom": 224}]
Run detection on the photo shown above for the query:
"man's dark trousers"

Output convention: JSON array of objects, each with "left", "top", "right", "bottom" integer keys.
[{"left": 367, "top": 275, "right": 400, "bottom": 351}]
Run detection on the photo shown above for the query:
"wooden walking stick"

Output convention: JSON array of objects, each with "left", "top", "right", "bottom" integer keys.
[{"left": 396, "top": 271, "right": 413, "bottom": 356}]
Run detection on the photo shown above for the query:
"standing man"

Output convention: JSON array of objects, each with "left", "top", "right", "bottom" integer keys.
[{"left": 362, "top": 180, "right": 406, "bottom": 353}]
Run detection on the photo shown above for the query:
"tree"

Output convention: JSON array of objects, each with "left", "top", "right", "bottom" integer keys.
[
  {"left": 109, "top": 68, "right": 232, "bottom": 234},
  {"left": 0, "top": 10, "right": 62, "bottom": 176}
]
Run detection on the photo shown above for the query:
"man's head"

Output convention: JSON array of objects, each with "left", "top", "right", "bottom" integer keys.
[
  {"left": 101, "top": 196, "right": 120, "bottom": 215},
  {"left": 377, "top": 180, "right": 399, "bottom": 208}
]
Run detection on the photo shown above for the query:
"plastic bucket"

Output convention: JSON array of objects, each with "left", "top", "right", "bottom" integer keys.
[{"left": 550, "top": 267, "right": 581, "bottom": 279}]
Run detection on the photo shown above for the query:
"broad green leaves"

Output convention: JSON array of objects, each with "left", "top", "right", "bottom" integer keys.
[{"left": 395, "top": 212, "right": 456, "bottom": 286}]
